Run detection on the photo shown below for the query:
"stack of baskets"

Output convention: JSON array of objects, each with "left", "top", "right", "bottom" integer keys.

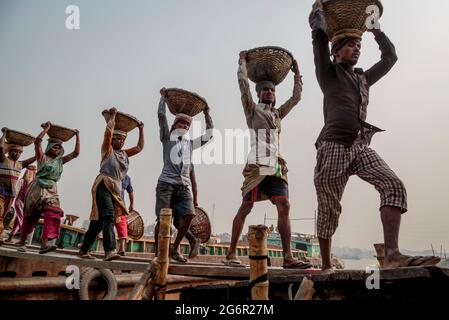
[
  {"left": 165, "top": 88, "right": 208, "bottom": 117},
  {"left": 322, "top": 0, "right": 383, "bottom": 43},
  {"left": 245, "top": 46, "right": 294, "bottom": 86}
]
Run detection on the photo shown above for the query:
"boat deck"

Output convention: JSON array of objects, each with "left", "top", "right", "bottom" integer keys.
[
  {"left": 1, "top": 244, "right": 449, "bottom": 300},
  {"left": 0, "top": 243, "right": 321, "bottom": 278}
]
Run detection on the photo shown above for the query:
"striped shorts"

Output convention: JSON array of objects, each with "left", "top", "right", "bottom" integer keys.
[{"left": 314, "top": 141, "right": 407, "bottom": 239}]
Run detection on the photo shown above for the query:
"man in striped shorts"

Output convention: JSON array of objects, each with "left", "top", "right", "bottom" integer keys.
[{"left": 310, "top": 0, "right": 440, "bottom": 271}]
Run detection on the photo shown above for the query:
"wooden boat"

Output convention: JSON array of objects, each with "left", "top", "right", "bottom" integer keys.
[
  {"left": 28, "top": 220, "right": 312, "bottom": 268},
  {"left": 1, "top": 243, "right": 449, "bottom": 301}
]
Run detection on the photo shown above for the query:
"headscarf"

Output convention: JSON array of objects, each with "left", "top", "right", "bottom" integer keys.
[
  {"left": 331, "top": 36, "right": 361, "bottom": 57},
  {"left": 174, "top": 113, "right": 192, "bottom": 126},
  {"left": 255, "top": 80, "right": 275, "bottom": 94},
  {"left": 170, "top": 113, "right": 193, "bottom": 135},
  {"left": 36, "top": 142, "right": 65, "bottom": 189},
  {"left": 6, "top": 143, "right": 24, "bottom": 152},
  {"left": 113, "top": 130, "right": 127, "bottom": 139}
]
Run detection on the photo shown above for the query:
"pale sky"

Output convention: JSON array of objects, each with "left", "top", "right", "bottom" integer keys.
[{"left": 1, "top": 0, "right": 448, "bottom": 251}]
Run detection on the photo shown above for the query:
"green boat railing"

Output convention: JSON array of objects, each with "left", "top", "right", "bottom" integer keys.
[{"left": 32, "top": 220, "right": 309, "bottom": 259}]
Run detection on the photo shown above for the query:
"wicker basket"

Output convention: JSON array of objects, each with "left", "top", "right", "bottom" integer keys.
[
  {"left": 246, "top": 46, "right": 294, "bottom": 85},
  {"left": 4, "top": 129, "right": 35, "bottom": 146},
  {"left": 127, "top": 210, "right": 144, "bottom": 240},
  {"left": 165, "top": 88, "right": 207, "bottom": 117},
  {"left": 41, "top": 123, "right": 76, "bottom": 142},
  {"left": 323, "top": 0, "right": 383, "bottom": 43},
  {"left": 101, "top": 110, "right": 141, "bottom": 133},
  {"left": 190, "top": 207, "right": 212, "bottom": 244}
]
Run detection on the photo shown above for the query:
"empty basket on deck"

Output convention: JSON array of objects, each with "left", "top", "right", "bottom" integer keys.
[
  {"left": 165, "top": 88, "right": 208, "bottom": 117},
  {"left": 127, "top": 210, "right": 144, "bottom": 240},
  {"left": 190, "top": 207, "right": 212, "bottom": 244},
  {"left": 246, "top": 46, "right": 294, "bottom": 86},
  {"left": 41, "top": 123, "right": 77, "bottom": 142},
  {"left": 3, "top": 129, "right": 35, "bottom": 146},
  {"left": 101, "top": 110, "right": 141, "bottom": 133},
  {"left": 323, "top": 0, "right": 383, "bottom": 43}
]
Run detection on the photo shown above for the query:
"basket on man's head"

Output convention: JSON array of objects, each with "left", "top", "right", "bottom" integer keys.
[
  {"left": 322, "top": 0, "right": 384, "bottom": 44},
  {"left": 164, "top": 88, "right": 208, "bottom": 117},
  {"left": 245, "top": 46, "right": 294, "bottom": 87}
]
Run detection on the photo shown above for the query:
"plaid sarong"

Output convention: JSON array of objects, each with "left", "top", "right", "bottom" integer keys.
[{"left": 314, "top": 141, "right": 407, "bottom": 239}]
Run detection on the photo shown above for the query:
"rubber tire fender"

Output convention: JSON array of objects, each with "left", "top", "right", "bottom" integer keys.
[{"left": 79, "top": 268, "right": 118, "bottom": 300}]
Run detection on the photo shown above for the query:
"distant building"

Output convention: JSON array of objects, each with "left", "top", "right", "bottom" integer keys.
[
  {"left": 267, "top": 232, "right": 320, "bottom": 258},
  {"left": 209, "top": 235, "right": 220, "bottom": 244},
  {"left": 218, "top": 233, "right": 231, "bottom": 243}
]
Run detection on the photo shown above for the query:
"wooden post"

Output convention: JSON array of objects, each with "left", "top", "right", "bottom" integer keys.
[
  {"left": 128, "top": 261, "right": 155, "bottom": 300},
  {"left": 128, "top": 208, "right": 172, "bottom": 300},
  {"left": 154, "top": 208, "right": 172, "bottom": 300},
  {"left": 294, "top": 277, "right": 315, "bottom": 300},
  {"left": 248, "top": 225, "right": 269, "bottom": 300}
]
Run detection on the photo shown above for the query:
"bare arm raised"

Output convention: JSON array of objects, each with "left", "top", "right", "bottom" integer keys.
[
  {"left": 62, "top": 130, "right": 80, "bottom": 164},
  {"left": 278, "top": 60, "right": 303, "bottom": 119}
]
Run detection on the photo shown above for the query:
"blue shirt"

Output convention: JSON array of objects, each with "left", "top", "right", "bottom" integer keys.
[
  {"left": 157, "top": 96, "right": 213, "bottom": 186},
  {"left": 120, "top": 175, "right": 133, "bottom": 204}
]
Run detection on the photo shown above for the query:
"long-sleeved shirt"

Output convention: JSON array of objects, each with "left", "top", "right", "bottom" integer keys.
[
  {"left": 157, "top": 97, "right": 213, "bottom": 187},
  {"left": 238, "top": 58, "right": 302, "bottom": 198},
  {"left": 238, "top": 59, "right": 301, "bottom": 170},
  {"left": 311, "top": 9, "right": 398, "bottom": 147}
]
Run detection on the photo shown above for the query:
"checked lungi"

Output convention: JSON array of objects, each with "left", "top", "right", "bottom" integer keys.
[{"left": 314, "top": 141, "right": 407, "bottom": 239}]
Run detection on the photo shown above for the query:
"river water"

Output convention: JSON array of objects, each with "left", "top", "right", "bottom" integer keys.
[{"left": 342, "top": 258, "right": 379, "bottom": 270}]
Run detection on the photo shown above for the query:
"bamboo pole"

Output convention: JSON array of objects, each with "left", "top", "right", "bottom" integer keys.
[
  {"left": 154, "top": 208, "right": 172, "bottom": 300},
  {"left": 142, "top": 266, "right": 155, "bottom": 300},
  {"left": 248, "top": 225, "right": 269, "bottom": 300},
  {"left": 294, "top": 277, "right": 315, "bottom": 300},
  {"left": 128, "top": 208, "right": 172, "bottom": 300},
  {"left": 128, "top": 261, "right": 155, "bottom": 300}
]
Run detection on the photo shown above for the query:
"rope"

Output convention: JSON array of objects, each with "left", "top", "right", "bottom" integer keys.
[
  {"left": 152, "top": 282, "right": 167, "bottom": 293},
  {"left": 248, "top": 255, "right": 268, "bottom": 260},
  {"left": 249, "top": 273, "right": 269, "bottom": 291}
]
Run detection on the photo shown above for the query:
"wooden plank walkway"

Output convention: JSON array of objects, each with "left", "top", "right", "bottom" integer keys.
[
  {"left": 2, "top": 245, "right": 448, "bottom": 283},
  {"left": 0, "top": 245, "right": 322, "bottom": 279},
  {"left": 0, "top": 245, "right": 319, "bottom": 279}
]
